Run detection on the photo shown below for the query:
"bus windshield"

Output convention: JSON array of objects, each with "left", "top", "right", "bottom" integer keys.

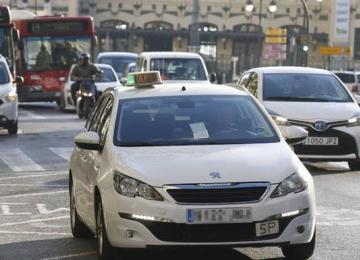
[
  {"left": 23, "top": 35, "right": 92, "bottom": 71},
  {"left": 0, "top": 27, "right": 13, "bottom": 68}
]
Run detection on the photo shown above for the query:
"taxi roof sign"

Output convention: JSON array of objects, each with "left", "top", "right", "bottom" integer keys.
[{"left": 127, "top": 71, "right": 163, "bottom": 87}]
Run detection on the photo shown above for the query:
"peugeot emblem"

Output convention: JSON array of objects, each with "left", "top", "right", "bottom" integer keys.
[
  {"left": 209, "top": 172, "right": 221, "bottom": 179},
  {"left": 314, "top": 121, "right": 327, "bottom": 131}
]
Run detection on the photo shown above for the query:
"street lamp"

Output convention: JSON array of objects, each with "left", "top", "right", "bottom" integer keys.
[
  {"left": 245, "top": 0, "right": 254, "bottom": 13},
  {"left": 268, "top": 0, "right": 278, "bottom": 13}
]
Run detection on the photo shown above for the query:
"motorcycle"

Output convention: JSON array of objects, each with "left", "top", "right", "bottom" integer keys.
[{"left": 76, "top": 79, "right": 97, "bottom": 119}]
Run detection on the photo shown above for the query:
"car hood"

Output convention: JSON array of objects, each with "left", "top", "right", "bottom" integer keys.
[
  {"left": 264, "top": 101, "right": 359, "bottom": 122},
  {"left": 96, "top": 82, "right": 121, "bottom": 92},
  {"left": 112, "top": 142, "right": 300, "bottom": 187}
]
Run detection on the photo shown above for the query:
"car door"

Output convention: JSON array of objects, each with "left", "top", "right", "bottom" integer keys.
[
  {"left": 84, "top": 94, "right": 114, "bottom": 227},
  {"left": 74, "top": 96, "right": 108, "bottom": 221}
]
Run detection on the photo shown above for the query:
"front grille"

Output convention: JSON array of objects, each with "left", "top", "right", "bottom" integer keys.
[
  {"left": 138, "top": 218, "right": 293, "bottom": 243},
  {"left": 166, "top": 183, "right": 268, "bottom": 204},
  {"left": 294, "top": 128, "right": 357, "bottom": 156}
]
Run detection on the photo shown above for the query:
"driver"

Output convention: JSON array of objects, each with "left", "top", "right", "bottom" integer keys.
[{"left": 70, "top": 53, "right": 101, "bottom": 105}]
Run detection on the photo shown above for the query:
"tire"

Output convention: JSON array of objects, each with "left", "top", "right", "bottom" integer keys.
[
  {"left": 59, "top": 94, "right": 66, "bottom": 112},
  {"left": 348, "top": 161, "right": 360, "bottom": 171},
  {"left": 282, "top": 230, "right": 316, "bottom": 260},
  {"left": 83, "top": 98, "right": 94, "bottom": 119},
  {"left": 70, "top": 181, "right": 93, "bottom": 238},
  {"left": 7, "top": 120, "right": 18, "bottom": 135},
  {"left": 96, "top": 196, "right": 118, "bottom": 260}
]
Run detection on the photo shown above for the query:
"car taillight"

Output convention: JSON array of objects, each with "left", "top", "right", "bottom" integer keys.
[{"left": 352, "top": 85, "right": 358, "bottom": 93}]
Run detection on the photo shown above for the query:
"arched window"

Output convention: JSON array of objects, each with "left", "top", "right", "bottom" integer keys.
[
  {"left": 233, "top": 24, "right": 262, "bottom": 34},
  {"left": 144, "top": 21, "right": 173, "bottom": 30}
]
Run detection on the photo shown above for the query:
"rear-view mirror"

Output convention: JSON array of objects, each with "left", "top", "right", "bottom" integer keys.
[
  {"left": 14, "top": 76, "right": 24, "bottom": 84},
  {"left": 74, "top": 131, "right": 101, "bottom": 150},
  {"left": 120, "top": 77, "right": 127, "bottom": 86},
  {"left": 210, "top": 73, "right": 217, "bottom": 83}
]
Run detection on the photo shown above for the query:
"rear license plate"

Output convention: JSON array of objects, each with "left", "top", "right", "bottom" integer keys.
[
  {"left": 255, "top": 220, "right": 279, "bottom": 237},
  {"left": 186, "top": 208, "right": 252, "bottom": 224},
  {"left": 304, "top": 136, "right": 339, "bottom": 146}
]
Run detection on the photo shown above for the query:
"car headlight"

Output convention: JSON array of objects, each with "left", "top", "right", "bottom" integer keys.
[
  {"left": 113, "top": 172, "right": 163, "bottom": 201},
  {"left": 271, "top": 173, "right": 308, "bottom": 198},
  {"left": 347, "top": 117, "right": 360, "bottom": 127},
  {"left": 272, "top": 115, "right": 291, "bottom": 126},
  {"left": 5, "top": 93, "right": 17, "bottom": 102}
]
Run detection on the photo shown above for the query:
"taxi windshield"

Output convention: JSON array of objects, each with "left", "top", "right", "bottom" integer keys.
[
  {"left": 149, "top": 58, "right": 207, "bottom": 81},
  {"left": 263, "top": 73, "right": 353, "bottom": 102},
  {"left": 115, "top": 95, "right": 279, "bottom": 146}
]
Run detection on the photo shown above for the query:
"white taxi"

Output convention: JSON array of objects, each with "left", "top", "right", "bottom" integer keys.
[{"left": 69, "top": 72, "right": 316, "bottom": 260}]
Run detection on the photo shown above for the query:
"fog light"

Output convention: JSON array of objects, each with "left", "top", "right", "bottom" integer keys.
[
  {"left": 126, "top": 230, "right": 134, "bottom": 238},
  {"left": 297, "top": 225, "right": 305, "bottom": 233}
]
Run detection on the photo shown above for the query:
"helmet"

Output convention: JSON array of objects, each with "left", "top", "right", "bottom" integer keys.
[{"left": 79, "top": 53, "right": 90, "bottom": 61}]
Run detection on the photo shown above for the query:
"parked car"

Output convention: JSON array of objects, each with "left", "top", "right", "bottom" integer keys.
[
  {"left": 136, "top": 52, "right": 216, "bottom": 84},
  {"left": 0, "top": 55, "right": 22, "bottom": 135},
  {"left": 333, "top": 71, "right": 360, "bottom": 103},
  {"left": 238, "top": 66, "right": 360, "bottom": 170},
  {"left": 97, "top": 52, "right": 138, "bottom": 80},
  {"left": 60, "top": 63, "right": 121, "bottom": 111}
]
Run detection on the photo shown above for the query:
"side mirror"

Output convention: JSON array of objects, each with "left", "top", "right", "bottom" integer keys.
[
  {"left": 120, "top": 77, "right": 127, "bottom": 86},
  {"left": 210, "top": 73, "right": 217, "bottom": 83},
  {"left": 280, "top": 125, "right": 308, "bottom": 146},
  {"left": 14, "top": 76, "right": 24, "bottom": 84},
  {"left": 74, "top": 131, "right": 101, "bottom": 150}
]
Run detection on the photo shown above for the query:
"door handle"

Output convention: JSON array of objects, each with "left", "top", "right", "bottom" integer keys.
[
  {"left": 94, "top": 165, "right": 100, "bottom": 172},
  {"left": 81, "top": 156, "right": 87, "bottom": 161}
]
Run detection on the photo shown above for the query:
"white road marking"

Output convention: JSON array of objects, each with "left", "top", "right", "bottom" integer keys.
[
  {"left": 0, "top": 190, "right": 67, "bottom": 199},
  {"left": 0, "top": 205, "right": 31, "bottom": 215},
  {"left": 19, "top": 110, "right": 46, "bottom": 120},
  {"left": 0, "top": 230, "right": 72, "bottom": 236},
  {"left": 0, "top": 171, "right": 67, "bottom": 180},
  {"left": 0, "top": 202, "right": 31, "bottom": 205},
  {"left": 0, "top": 184, "right": 68, "bottom": 187},
  {"left": 49, "top": 147, "right": 73, "bottom": 162},
  {"left": 41, "top": 251, "right": 97, "bottom": 260},
  {"left": 0, "top": 148, "right": 44, "bottom": 172},
  {"left": 36, "top": 204, "right": 69, "bottom": 214},
  {"left": 0, "top": 215, "right": 68, "bottom": 227}
]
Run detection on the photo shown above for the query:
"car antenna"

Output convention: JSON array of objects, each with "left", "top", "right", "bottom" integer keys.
[{"left": 181, "top": 86, "right": 186, "bottom": 91}]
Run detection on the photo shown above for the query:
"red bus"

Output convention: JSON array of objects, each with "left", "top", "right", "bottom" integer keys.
[
  {"left": 15, "top": 16, "right": 96, "bottom": 103},
  {"left": 0, "top": 5, "right": 19, "bottom": 76}
]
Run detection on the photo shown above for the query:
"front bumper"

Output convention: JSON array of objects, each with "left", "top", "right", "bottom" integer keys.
[
  {"left": 0, "top": 98, "right": 18, "bottom": 126},
  {"left": 101, "top": 186, "right": 315, "bottom": 249},
  {"left": 294, "top": 126, "right": 360, "bottom": 161},
  {"left": 18, "top": 86, "right": 61, "bottom": 102}
]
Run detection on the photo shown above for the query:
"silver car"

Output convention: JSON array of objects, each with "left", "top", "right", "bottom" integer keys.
[{"left": 0, "top": 55, "right": 21, "bottom": 135}]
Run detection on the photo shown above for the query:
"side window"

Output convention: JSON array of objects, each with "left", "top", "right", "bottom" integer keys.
[
  {"left": 97, "top": 96, "right": 114, "bottom": 144},
  {"left": 141, "top": 59, "right": 147, "bottom": 72},
  {"left": 238, "top": 73, "right": 252, "bottom": 88},
  {"left": 246, "top": 73, "right": 259, "bottom": 97},
  {"left": 85, "top": 96, "right": 108, "bottom": 132}
]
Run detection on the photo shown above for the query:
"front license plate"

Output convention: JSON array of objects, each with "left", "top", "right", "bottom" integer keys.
[
  {"left": 304, "top": 136, "right": 339, "bottom": 146},
  {"left": 186, "top": 208, "right": 252, "bottom": 224},
  {"left": 255, "top": 220, "right": 279, "bottom": 237}
]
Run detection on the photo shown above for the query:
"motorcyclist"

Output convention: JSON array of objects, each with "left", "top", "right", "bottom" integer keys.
[{"left": 70, "top": 53, "right": 101, "bottom": 105}]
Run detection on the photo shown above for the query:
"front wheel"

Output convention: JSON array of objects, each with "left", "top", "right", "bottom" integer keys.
[
  {"left": 348, "top": 161, "right": 360, "bottom": 171},
  {"left": 281, "top": 230, "right": 316, "bottom": 259},
  {"left": 83, "top": 98, "right": 94, "bottom": 119},
  {"left": 96, "top": 197, "right": 119, "bottom": 260},
  {"left": 70, "top": 182, "right": 93, "bottom": 238},
  {"left": 7, "top": 120, "right": 18, "bottom": 135}
]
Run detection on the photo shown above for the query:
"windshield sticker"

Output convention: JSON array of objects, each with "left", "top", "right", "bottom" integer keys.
[{"left": 190, "top": 122, "right": 209, "bottom": 139}]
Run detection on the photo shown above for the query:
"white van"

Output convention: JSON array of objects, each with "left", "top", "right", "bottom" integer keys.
[{"left": 136, "top": 52, "right": 216, "bottom": 84}]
